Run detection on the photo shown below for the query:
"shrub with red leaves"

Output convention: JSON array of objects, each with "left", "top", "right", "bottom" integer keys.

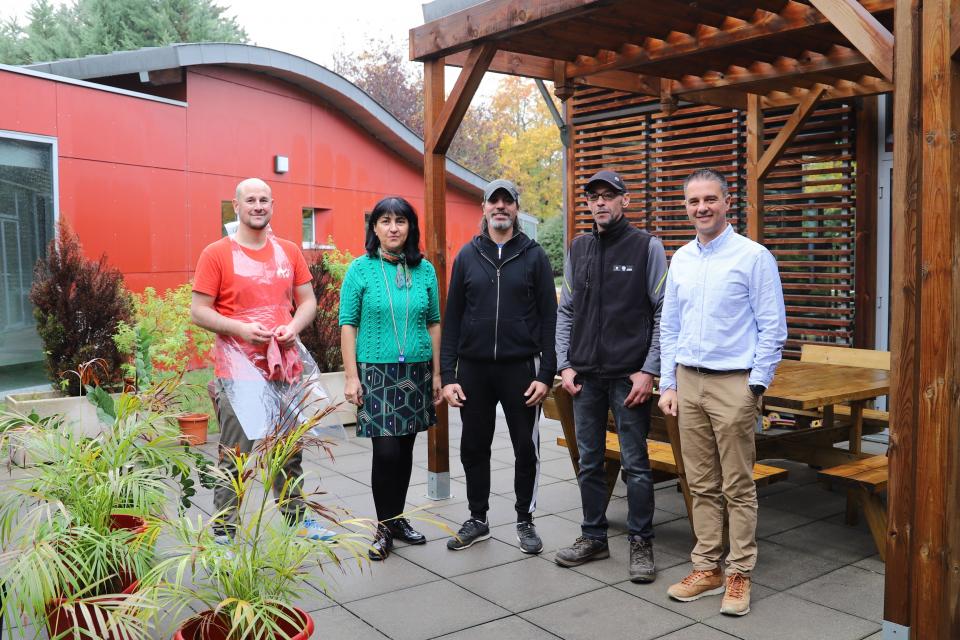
[{"left": 29, "top": 222, "right": 133, "bottom": 396}]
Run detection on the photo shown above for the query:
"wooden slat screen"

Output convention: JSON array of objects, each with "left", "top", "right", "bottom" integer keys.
[{"left": 569, "top": 88, "right": 858, "bottom": 355}]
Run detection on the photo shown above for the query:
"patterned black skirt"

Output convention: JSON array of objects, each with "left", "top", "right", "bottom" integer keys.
[{"left": 356, "top": 361, "right": 436, "bottom": 437}]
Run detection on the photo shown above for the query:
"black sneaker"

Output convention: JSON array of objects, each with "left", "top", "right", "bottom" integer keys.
[
  {"left": 387, "top": 517, "right": 426, "bottom": 545},
  {"left": 516, "top": 521, "right": 543, "bottom": 554},
  {"left": 555, "top": 535, "right": 610, "bottom": 567},
  {"left": 369, "top": 524, "right": 393, "bottom": 561},
  {"left": 629, "top": 535, "right": 656, "bottom": 583},
  {"left": 446, "top": 518, "right": 491, "bottom": 551}
]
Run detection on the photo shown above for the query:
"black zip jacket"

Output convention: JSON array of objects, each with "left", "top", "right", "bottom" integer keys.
[
  {"left": 440, "top": 231, "right": 558, "bottom": 387},
  {"left": 564, "top": 214, "right": 654, "bottom": 377}
]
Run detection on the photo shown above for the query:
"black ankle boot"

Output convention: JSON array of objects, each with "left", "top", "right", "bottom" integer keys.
[
  {"left": 387, "top": 517, "right": 426, "bottom": 545},
  {"left": 370, "top": 524, "right": 393, "bottom": 561}
]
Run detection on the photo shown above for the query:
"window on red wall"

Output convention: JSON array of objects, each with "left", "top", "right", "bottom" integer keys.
[{"left": 302, "top": 207, "right": 332, "bottom": 249}]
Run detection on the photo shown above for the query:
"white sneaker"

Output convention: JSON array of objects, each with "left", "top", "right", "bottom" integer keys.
[{"left": 296, "top": 517, "right": 337, "bottom": 541}]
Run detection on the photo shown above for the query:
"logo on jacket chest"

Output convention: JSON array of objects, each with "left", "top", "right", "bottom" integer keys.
[{"left": 612, "top": 264, "right": 634, "bottom": 272}]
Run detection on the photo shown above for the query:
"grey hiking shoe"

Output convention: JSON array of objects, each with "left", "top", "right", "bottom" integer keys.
[
  {"left": 555, "top": 535, "right": 609, "bottom": 567},
  {"left": 516, "top": 521, "right": 543, "bottom": 554},
  {"left": 447, "top": 518, "right": 490, "bottom": 550},
  {"left": 629, "top": 535, "right": 656, "bottom": 583}
]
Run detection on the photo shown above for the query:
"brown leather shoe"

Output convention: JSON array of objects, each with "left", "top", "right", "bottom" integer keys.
[
  {"left": 667, "top": 567, "right": 724, "bottom": 602},
  {"left": 720, "top": 572, "right": 751, "bottom": 616}
]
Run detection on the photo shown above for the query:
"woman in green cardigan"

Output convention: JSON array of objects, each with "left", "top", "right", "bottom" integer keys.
[{"left": 339, "top": 196, "right": 442, "bottom": 560}]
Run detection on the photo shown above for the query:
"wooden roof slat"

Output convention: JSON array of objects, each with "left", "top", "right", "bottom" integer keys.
[{"left": 808, "top": 0, "right": 894, "bottom": 81}]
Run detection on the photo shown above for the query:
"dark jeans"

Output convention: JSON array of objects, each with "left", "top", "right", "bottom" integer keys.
[
  {"left": 573, "top": 375, "right": 655, "bottom": 540},
  {"left": 458, "top": 357, "right": 541, "bottom": 523}
]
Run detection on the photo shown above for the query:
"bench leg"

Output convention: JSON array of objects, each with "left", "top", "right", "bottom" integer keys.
[{"left": 855, "top": 487, "right": 887, "bottom": 561}]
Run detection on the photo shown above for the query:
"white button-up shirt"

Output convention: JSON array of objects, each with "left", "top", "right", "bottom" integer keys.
[{"left": 659, "top": 224, "right": 787, "bottom": 390}]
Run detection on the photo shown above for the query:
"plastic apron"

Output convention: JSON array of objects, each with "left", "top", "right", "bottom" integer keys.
[{"left": 215, "top": 231, "right": 343, "bottom": 440}]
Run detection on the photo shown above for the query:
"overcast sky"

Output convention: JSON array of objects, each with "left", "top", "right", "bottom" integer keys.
[{"left": 3, "top": 0, "right": 503, "bottom": 98}]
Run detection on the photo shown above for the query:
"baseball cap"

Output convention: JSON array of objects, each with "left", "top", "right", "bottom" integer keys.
[
  {"left": 585, "top": 170, "right": 627, "bottom": 194},
  {"left": 483, "top": 179, "right": 520, "bottom": 204}
]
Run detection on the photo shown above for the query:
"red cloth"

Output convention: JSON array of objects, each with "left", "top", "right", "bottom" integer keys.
[{"left": 266, "top": 336, "right": 304, "bottom": 383}]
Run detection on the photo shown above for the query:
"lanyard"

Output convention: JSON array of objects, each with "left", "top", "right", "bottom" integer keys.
[{"left": 378, "top": 251, "right": 411, "bottom": 363}]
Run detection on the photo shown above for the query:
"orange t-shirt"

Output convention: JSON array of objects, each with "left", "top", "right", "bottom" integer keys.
[{"left": 192, "top": 236, "right": 312, "bottom": 318}]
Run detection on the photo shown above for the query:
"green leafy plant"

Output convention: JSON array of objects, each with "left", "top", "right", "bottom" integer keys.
[
  {"left": 299, "top": 246, "right": 353, "bottom": 373},
  {"left": 0, "top": 382, "right": 213, "bottom": 639},
  {"left": 141, "top": 388, "right": 373, "bottom": 640},
  {"left": 30, "top": 222, "right": 133, "bottom": 396},
  {"left": 114, "top": 284, "right": 215, "bottom": 391}
]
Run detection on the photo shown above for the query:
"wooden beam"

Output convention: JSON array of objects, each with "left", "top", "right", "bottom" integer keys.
[
  {"left": 853, "top": 95, "right": 878, "bottom": 349},
  {"left": 671, "top": 48, "right": 873, "bottom": 95},
  {"left": 745, "top": 93, "right": 764, "bottom": 242},
  {"left": 427, "top": 43, "right": 497, "bottom": 155},
  {"left": 564, "top": 98, "right": 577, "bottom": 245},
  {"left": 446, "top": 48, "right": 553, "bottom": 79},
  {"left": 757, "top": 84, "right": 826, "bottom": 179},
  {"left": 953, "top": 14, "right": 960, "bottom": 60},
  {"left": 809, "top": 0, "right": 894, "bottom": 81},
  {"left": 564, "top": 0, "right": 894, "bottom": 77},
  {"left": 911, "top": 0, "right": 960, "bottom": 634},
  {"left": 423, "top": 58, "right": 450, "bottom": 489},
  {"left": 761, "top": 76, "right": 893, "bottom": 107},
  {"left": 410, "top": 0, "right": 601, "bottom": 61}
]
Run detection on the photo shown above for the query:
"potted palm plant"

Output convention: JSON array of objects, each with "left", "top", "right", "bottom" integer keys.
[
  {"left": 0, "top": 384, "right": 213, "bottom": 640},
  {"left": 142, "top": 394, "right": 372, "bottom": 640}
]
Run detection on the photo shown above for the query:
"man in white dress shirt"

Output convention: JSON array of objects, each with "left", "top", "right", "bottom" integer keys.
[{"left": 658, "top": 168, "right": 786, "bottom": 616}]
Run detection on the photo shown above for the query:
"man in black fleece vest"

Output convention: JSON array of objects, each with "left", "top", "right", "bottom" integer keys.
[
  {"left": 440, "top": 179, "right": 558, "bottom": 555},
  {"left": 554, "top": 170, "right": 667, "bottom": 584}
]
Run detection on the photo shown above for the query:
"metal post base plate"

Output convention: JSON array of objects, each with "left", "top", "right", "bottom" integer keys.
[{"left": 427, "top": 471, "right": 452, "bottom": 501}]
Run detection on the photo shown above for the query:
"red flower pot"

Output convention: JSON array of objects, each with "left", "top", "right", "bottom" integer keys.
[
  {"left": 45, "top": 570, "right": 140, "bottom": 640},
  {"left": 173, "top": 606, "right": 314, "bottom": 640},
  {"left": 177, "top": 412, "right": 209, "bottom": 445}
]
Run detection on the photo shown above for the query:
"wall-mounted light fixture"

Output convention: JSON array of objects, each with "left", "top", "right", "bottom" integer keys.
[{"left": 274, "top": 155, "right": 289, "bottom": 174}]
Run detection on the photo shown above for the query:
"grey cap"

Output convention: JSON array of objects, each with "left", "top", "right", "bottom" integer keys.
[
  {"left": 585, "top": 170, "right": 627, "bottom": 194},
  {"left": 483, "top": 179, "right": 520, "bottom": 204}
]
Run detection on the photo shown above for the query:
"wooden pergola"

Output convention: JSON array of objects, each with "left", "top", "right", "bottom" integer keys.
[{"left": 410, "top": 1, "right": 958, "bottom": 637}]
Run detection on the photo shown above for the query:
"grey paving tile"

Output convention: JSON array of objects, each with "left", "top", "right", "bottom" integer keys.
[
  {"left": 751, "top": 540, "right": 846, "bottom": 591},
  {"left": 767, "top": 519, "right": 877, "bottom": 563},
  {"left": 787, "top": 565, "right": 885, "bottom": 622},
  {"left": 703, "top": 592, "right": 880, "bottom": 640},
  {"left": 315, "top": 452, "right": 379, "bottom": 474},
  {"left": 287, "top": 581, "right": 338, "bottom": 613},
  {"left": 344, "top": 580, "right": 509, "bottom": 640},
  {"left": 853, "top": 554, "right": 885, "bottom": 575},
  {"left": 504, "top": 480, "right": 583, "bottom": 516},
  {"left": 434, "top": 616, "right": 560, "bottom": 639},
  {"left": 654, "top": 485, "right": 690, "bottom": 516},
  {"left": 862, "top": 633, "right": 882, "bottom": 640},
  {"left": 520, "top": 586, "right": 691, "bottom": 640},
  {"left": 549, "top": 533, "right": 686, "bottom": 585},
  {"left": 619, "top": 563, "right": 775, "bottom": 622},
  {"left": 652, "top": 623, "right": 742, "bottom": 639},
  {"left": 315, "top": 472, "right": 372, "bottom": 498},
  {"left": 649, "top": 517, "right": 697, "bottom": 562},
  {"left": 759, "top": 484, "right": 846, "bottom": 520},
  {"left": 394, "top": 535, "right": 527, "bottom": 578},
  {"left": 320, "top": 553, "right": 442, "bottom": 604},
  {"left": 307, "top": 605, "right": 390, "bottom": 639},
  {"left": 425, "top": 492, "right": 519, "bottom": 528},
  {"left": 403, "top": 479, "right": 469, "bottom": 508},
  {"left": 451, "top": 556, "right": 604, "bottom": 612},
  {"left": 756, "top": 506, "right": 814, "bottom": 539}
]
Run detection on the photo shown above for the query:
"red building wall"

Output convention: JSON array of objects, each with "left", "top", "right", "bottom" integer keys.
[{"left": 0, "top": 66, "right": 482, "bottom": 293}]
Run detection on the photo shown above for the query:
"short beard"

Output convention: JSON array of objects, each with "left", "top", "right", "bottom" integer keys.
[
  {"left": 595, "top": 211, "right": 621, "bottom": 229},
  {"left": 489, "top": 218, "right": 513, "bottom": 231}
]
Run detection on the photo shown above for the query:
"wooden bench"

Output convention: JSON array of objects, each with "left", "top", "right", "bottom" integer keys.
[{"left": 818, "top": 455, "right": 888, "bottom": 559}]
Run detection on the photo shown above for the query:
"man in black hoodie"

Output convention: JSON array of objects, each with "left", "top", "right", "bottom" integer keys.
[
  {"left": 554, "top": 170, "right": 667, "bottom": 584},
  {"left": 441, "top": 179, "right": 558, "bottom": 555}
]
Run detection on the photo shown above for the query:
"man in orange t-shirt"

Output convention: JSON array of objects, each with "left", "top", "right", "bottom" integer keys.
[{"left": 191, "top": 177, "right": 325, "bottom": 542}]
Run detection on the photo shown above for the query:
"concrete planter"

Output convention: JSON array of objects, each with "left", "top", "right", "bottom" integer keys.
[
  {"left": 319, "top": 371, "right": 356, "bottom": 427},
  {"left": 6, "top": 389, "right": 117, "bottom": 437}
]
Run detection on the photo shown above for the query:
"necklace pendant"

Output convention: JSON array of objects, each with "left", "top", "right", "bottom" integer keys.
[{"left": 398, "top": 354, "right": 406, "bottom": 363}]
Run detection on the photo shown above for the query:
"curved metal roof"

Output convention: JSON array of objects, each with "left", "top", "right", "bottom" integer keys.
[{"left": 26, "top": 43, "right": 486, "bottom": 197}]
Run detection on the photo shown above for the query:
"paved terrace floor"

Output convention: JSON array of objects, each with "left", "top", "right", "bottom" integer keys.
[{"left": 6, "top": 408, "right": 887, "bottom": 640}]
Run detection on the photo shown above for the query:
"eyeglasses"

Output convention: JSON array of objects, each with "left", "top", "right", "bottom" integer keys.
[{"left": 585, "top": 191, "right": 622, "bottom": 202}]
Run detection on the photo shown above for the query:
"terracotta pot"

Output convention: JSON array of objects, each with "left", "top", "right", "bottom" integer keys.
[
  {"left": 173, "top": 606, "right": 314, "bottom": 640},
  {"left": 46, "top": 571, "right": 139, "bottom": 640},
  {"left": 110, "top": 513, "right": 147, "bottom": 534},
  {"left": 177, "top": 413, "right": 209, "bottom": 445}
]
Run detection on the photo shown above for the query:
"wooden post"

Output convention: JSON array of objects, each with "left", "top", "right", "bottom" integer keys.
[
  {"left": 565, "top": 97, "right": 577, "bottom": 246},
  {"left": 853, "top": 96, "right": 878, "bottom": 349},
  {"left": 423, "top": 58, "right": 450, "bottom": 499},
  {"left": 745, "top": 93, "right": 764, "bottom": 242}
]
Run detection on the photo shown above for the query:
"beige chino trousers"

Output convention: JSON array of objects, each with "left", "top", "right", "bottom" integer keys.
[{"left": 676, "top": 365, "right": 761, "bottom": 575}]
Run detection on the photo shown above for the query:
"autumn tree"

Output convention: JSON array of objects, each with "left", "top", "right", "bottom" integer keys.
[{"left": 0, "top": 0, "right": 247, "bottom": 64}]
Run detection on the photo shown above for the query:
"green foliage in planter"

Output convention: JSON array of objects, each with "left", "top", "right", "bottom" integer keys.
[
  {"left": 114, "top": 283, "right": 216, "bottom": 391},
  {"left": 30, "top": 222, "right": 133, "bottom": 396},
  {"left": 299, "top": 247, "right": 353, "bottom": 373},
  {"left": 0, "top": 383, "right": 214, "bottom": 638},
  {"left": 141, "top": 391, "right": 372, "bottom": 640}
]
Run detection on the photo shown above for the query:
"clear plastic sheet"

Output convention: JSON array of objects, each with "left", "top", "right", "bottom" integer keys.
[{"left": 214, "top": 232, "right": 345, "bottom": 440}]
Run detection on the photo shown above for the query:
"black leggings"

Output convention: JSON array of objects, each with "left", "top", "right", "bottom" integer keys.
[{"left": 371, "top": 433, "right": 418, "bottom": 522}]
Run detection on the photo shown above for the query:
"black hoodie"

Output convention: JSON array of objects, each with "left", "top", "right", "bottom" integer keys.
[{"left": 440, "top": 231, "right": 558, "bottom": 386}]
